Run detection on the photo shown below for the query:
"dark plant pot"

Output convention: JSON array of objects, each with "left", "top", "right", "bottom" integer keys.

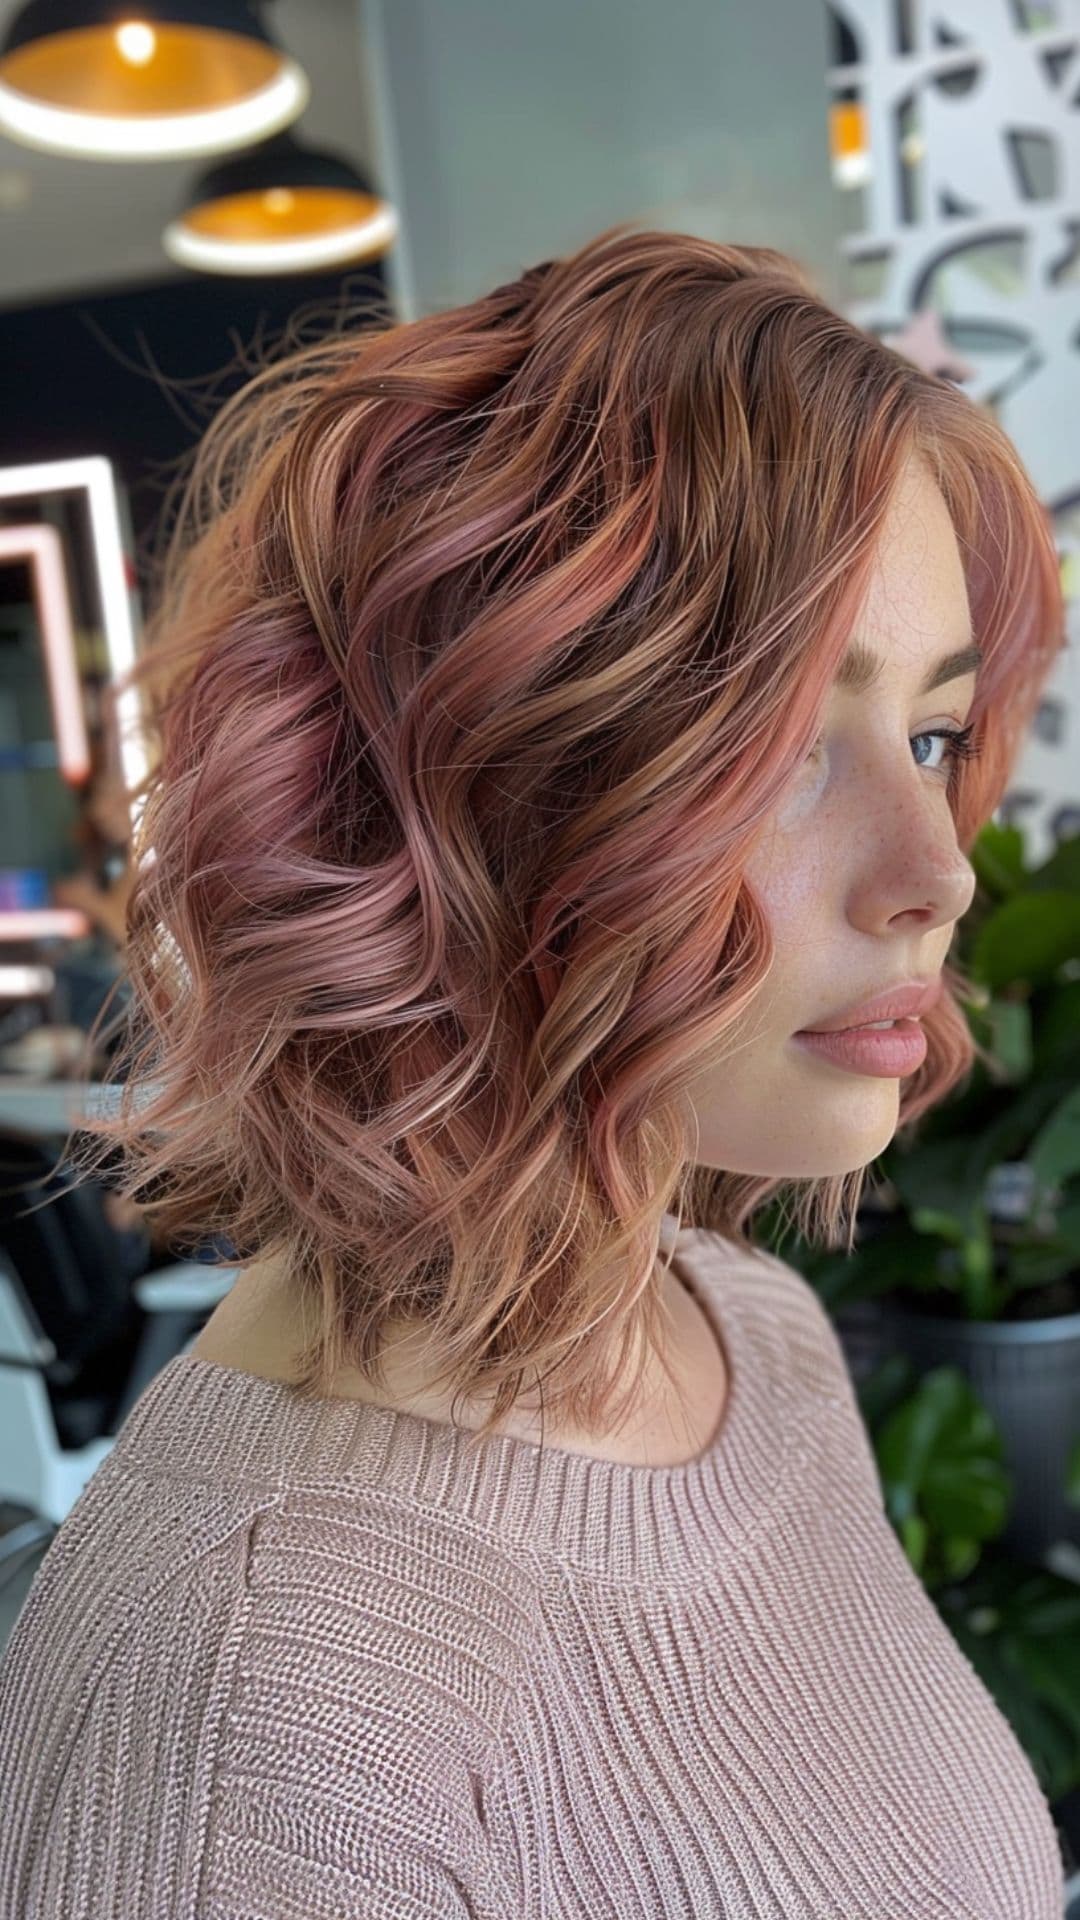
[
  {"left": 834, "top": 1297, "right": 1080, "bottom": 1563},
  {"left": 1057, "top": 1784, "right": 1080, "bottom": 1908}
]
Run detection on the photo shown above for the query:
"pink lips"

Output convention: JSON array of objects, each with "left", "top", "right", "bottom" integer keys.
[
  {"left": 798, "top": 978, "right": 943, "bottom": 1035},
  {"left": 792, "top": 1020, "right": 929, "bottom": 1077}
]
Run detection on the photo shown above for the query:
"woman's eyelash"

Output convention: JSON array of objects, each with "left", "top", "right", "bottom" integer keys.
[
  {"left": 919, "top": 723, "right": 981, "bottom": 770},
  {"left": 808, "top": 723, "right": 981, "bottom": 773}
]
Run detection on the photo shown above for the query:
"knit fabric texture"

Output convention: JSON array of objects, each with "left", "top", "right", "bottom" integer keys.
[{"left": 0, "top": 1222, "right": 1066, "bottom": 1918}]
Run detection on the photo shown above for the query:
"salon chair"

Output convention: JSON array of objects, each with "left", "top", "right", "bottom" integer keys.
[{"left": 0, "top": 1131, "right": 235, "bottom": 1580}]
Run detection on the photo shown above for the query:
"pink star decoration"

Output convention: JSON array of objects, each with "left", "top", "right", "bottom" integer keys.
[{"left": 880, "top": 307, "right": 977, "bottom": 383}]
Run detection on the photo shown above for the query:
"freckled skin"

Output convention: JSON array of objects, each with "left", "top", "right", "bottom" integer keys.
[{"left": 680, "top": 453, "right": 977, "bottom": 1178}]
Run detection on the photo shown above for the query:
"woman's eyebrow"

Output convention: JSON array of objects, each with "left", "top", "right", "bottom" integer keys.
[{"left": 835, "top": 638, "right": 983, "bottom": 697}]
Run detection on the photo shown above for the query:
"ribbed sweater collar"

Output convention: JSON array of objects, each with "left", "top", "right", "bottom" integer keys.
[{"left": 119, "top": 1217, "right": 796, "bottom": 1590}]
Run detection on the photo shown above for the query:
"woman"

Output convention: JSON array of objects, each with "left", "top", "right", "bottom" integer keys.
[{"left": 0, "top": 225, "right": 1067, "bottom": 1917}]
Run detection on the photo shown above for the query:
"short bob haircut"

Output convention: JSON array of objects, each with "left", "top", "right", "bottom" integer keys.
[{"left": 49, "top": 222, "right": 1064, "bottom": 1449}]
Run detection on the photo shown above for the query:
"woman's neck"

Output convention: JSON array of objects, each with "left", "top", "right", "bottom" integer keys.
[{"left": 192, "top": 1245, "right": 729, "bottom": 1468}]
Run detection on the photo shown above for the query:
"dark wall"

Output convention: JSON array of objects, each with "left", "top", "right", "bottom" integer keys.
[{"left": 0, "top": 259, "right": 392, "bottom": 587}]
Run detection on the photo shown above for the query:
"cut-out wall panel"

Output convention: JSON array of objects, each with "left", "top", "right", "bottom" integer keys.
[{"left": 828, "top": 0, "right": 1080, "bottom": 862}]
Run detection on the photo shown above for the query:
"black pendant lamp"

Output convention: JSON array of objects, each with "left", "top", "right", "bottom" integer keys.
[
  {"left": 0, "top": 0, "right": 309, "bottom": 160},
  {"left": 162, "top": 128, "right": 399, "bottom": 277}
]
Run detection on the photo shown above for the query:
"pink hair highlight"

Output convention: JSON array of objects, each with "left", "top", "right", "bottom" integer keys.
[{"left": 37, "top": 223, "right": 1064, "bottom": 1446}]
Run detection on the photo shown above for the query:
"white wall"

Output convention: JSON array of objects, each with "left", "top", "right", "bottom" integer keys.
[{"left": 358, "top": 0, "right": 845, "bottom": 320}]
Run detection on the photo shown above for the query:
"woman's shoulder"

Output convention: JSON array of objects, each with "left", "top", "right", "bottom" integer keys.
[
  {"left": 0, "top": 1386, "right": 514, "bottom": 1916},
  {"left": 677, "top": 1224, "right": 869, "bottom": 1418}
]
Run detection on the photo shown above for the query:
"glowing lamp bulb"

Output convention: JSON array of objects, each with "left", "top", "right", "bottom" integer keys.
[{"left": 114, "top": 21, "right": 157, "bottom": 66}]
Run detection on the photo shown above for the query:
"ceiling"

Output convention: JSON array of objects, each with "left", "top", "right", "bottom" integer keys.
[{"left": 0, "top": 0, "right": 383, "bottom": 309}]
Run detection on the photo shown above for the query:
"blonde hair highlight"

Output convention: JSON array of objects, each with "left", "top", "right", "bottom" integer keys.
[{"left": 36, "top": 223, "right": 1065, "bottom": 1450}]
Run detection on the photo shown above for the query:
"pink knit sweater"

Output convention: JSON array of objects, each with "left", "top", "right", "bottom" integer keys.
[{"left": 0, "top": 1224, "right": 1066, "bottom": 1917}]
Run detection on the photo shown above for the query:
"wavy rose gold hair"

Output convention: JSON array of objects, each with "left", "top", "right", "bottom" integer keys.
[{"left": 43, "top": 223, "right": 1064, "bottom": 1445}]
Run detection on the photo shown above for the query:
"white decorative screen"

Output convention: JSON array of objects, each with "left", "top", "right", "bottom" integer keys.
[{"left": 828, "top": 0, "right": 1080, "bottom": 863}]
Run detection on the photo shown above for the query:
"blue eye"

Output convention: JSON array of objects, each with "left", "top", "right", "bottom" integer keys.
[
  {"left": 912, "top": 724, "right": 981, "bottom": 776},
  {"left": 807, "top": 723, "right": 981, "bottom": 779}
]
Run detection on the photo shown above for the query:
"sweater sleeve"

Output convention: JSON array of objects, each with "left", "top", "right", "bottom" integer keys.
[
  {"left": 0, "top": 1468, "right": 500, "bottom": 1919},
  {"left": 201, "top": 1812, "right": 477, "bottom": 1918}
]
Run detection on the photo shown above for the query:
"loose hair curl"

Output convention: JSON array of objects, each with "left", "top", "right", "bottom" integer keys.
[{"left": 43, "top": 223, "right": 1065, "bottom": 1449}]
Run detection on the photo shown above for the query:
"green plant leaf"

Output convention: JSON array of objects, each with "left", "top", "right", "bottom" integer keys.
[
  {"left": 940, "top": 1533, "right": 982, "bottom": 1582},
  {"left": 1027, "top": 1087, "right": 1080, "bottom": 1191},
  {"left": 971, "top": 891, "right": 1080, "bottom": 993},
  {"left": 888, "top": 1137, "right": 989, "bottom": 1228},
  {"left": 1010, "top": 1634, "right": 1080, "bottom": 1744},
  {"left": 804, "top": 1226, "right": 938, "bottom": 1311},
  {"left": 900, "top": 1511, "right": 928, "bottom": 1571},
  {"left": 977, "top": 997, "right": 1032, "bottom": 1081},
  {"left": 1003, "top": 1230, "right": 1080, "bottom": 1290},
  {"left": 875, "top": 1367, "right": 1011, "bottom": 1562},
  {"left": 935, "top": 1553, "right": 1080, "bottom": 1801},
  {"left": 1024, "top": 833, "right": 1080, "bottom": 897},
  {"left": 970, "top": 820, "right": 1028, "bottom": 899},
  {"left": 852, "top": 1352, "right": 918, "bottom": 1432},
  {"left": 910, "top": 1204, "right": 969, "bottom": 1245},
  {"left": 1030, "top": 980, "right": 1080, "bottom": 1072}
]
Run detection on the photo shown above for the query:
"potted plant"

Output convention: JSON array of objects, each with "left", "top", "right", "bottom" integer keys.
[
  {"left": 853, "top": 1355, "right": 1080, "bottom": 1897},
  {"left": 757, "top": 817, "right": 1080, "bottom": 1565}
]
